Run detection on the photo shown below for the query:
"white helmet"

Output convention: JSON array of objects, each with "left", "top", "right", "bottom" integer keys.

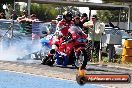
[{"left": 56, "top": 15, "right": 63, "bottom": 21}]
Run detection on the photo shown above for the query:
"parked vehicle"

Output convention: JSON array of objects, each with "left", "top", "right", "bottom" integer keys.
[
  {"left": 102, "top": 26, "right": 132, "bottom": 55},
  {"left": 114, "top": 30, "right": 132, "bottom": 55}
]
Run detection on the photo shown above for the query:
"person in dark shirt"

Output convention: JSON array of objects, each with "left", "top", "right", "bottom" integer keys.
[
  {"left": 11, "top": 10, "right": 18, "bottom": 20},
  {"left": 80, "top": 13, "right": 89, "bottom": 34},
  {"left": 73, "top": 16, "right": 83, "bottom": 28},
  {"left": 80, "top": 13, "right": 89, "bottom": 24}
]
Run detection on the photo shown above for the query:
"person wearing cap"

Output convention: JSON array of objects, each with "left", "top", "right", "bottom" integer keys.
[{"left": 83, "top": 14, "right": 105, "bottom": 61}]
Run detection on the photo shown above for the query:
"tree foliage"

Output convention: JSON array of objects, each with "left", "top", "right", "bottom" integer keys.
[
  {"left": 97, "top": 1, "right": 128, "bottom": 22},
  {"left": 30, "top": 3, "right": 80, "bottom": 22},
  {"left": 0, "top": 4, "right": 4, "bottom": 12},
  {"left": 97, "top": 10, "right": 128, "bottom": 22},
  {"left": 31, "top": 3, "right": 59, "bottom": 22},
  {"left": 0, "top": 2, "right": 80, "bottom": 21}
]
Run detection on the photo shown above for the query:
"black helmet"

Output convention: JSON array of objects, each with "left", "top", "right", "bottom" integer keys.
[
  {"left": 81, "top": 13, "right": 87, "bottom": 17},
  {"left": 63, "top": 11, "right": 72, "bottom": 20}
]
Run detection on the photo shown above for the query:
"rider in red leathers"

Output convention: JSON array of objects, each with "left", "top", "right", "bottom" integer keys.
[
  {"left": 56, "top": 11, "right": 74, "bottom": 53},
  {"left": 43, "top": 12, "right": 88, "bottom": 70},
  {"left": 55, "top": 11, "right": 74, "bottom": 66},
  {"left": 56, "top": 11, "right": 74, "bottom": 36}
]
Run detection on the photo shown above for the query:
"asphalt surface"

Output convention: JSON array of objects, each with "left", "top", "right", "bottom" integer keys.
[{"left": 0, "top": 60, "right": 131, "bottom": 88}]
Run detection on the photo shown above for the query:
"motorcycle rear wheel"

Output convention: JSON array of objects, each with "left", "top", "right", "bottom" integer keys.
[{"left": 41, "top": 56, "right": 55, "bottom": 66}]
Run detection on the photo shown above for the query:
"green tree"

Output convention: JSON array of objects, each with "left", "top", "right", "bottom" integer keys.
[
  {"left": 96, "top": 1, "right": 128, "bottom": 22},
  {"left": 0, "top": 4, "right": 4, "bottom": 12},
  {"left": 97, "top": 10, "right": 128, "bottom": 22},
  {"left": 31, "top": 3, "right": 59, "bottom": 22},
  {"left": 30, "top": 3, "right": 80, "bottom": 22}
]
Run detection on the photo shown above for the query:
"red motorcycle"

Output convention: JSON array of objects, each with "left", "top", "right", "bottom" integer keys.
[{"left": 41, "top": 26, "right": 88, "bottom": 69}]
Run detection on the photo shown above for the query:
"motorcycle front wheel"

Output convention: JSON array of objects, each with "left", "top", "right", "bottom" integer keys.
[
  {"left": 74, "top": 49, "right": 88, "bottom": 69},
  {"left": 76, "top": 75, "right": 86, "bottom": 85}
]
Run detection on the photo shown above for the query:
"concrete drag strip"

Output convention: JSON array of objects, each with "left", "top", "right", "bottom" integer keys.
[{"left": 0, "top": 60, "right": 131, "bottom": 88}]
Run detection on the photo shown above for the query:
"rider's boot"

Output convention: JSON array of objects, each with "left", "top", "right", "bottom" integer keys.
[{"left": 78, "top": 67, "right": 86, "bottom": 76}]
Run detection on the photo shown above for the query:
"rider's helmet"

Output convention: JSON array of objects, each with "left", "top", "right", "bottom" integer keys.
[{"left": 63, "top": 11, "right": 72, "bottom": 22}]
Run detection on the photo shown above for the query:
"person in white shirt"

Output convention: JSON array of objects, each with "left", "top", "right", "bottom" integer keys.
[{"left": 83, "top": 15, "right": 105, "bottom": 61}]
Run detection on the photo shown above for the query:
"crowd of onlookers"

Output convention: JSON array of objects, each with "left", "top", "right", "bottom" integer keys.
[
  {"left": 16, "top": 10, "right": 39, "bottom": 23},
  {"left": 0, "top": 10, "right": 39, "bottom": 22}
]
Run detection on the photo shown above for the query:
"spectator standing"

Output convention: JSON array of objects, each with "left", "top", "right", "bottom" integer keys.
[
  {"left": 49, "top": 20, "right": 57, "bottom": 34},
  {"left": 27, "top": 14, "right": 39, "bottom": 22},
  {"left": 80, "top": 13, "right": 89, "bottom": 34},
  {"left": 21, "top": 10, "right": 28, "bottom": 18},
  {"left": 80, "top": 13, "right": 89, "bottom": 24},
  {"left": 17, "top": 10, "right": 28, "bottom": 22},
  {"left": 83, "top": 15, "right": 105, "bottom": 61},
  {"left": 73, "top": 16, "right": 83, "bottom": 28},
  {"left": 27, "top": 14, "right": 39, "bottom": 33},
  {"left": 11, "top": 10, "right": 18, "bottom": 20}
]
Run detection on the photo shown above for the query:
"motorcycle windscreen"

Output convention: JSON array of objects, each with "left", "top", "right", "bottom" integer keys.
[
  {"left": 68, "top": 26, "right": 82, "bottom": 33},
  {"left": 68, "top": 26, "right": 87, "bottom": 39}
]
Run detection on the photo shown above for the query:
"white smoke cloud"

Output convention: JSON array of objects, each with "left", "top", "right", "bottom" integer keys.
[{"left": 0, "top": 33, "right": 41, "bottom": 62}]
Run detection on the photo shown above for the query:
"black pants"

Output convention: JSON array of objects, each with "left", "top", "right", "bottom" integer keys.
[
  {"left": 86, "top": 40, "right": 100, "bottom": 61},
  {"left": 93, "top": 41, "right": 100, "bottom": 59}
]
